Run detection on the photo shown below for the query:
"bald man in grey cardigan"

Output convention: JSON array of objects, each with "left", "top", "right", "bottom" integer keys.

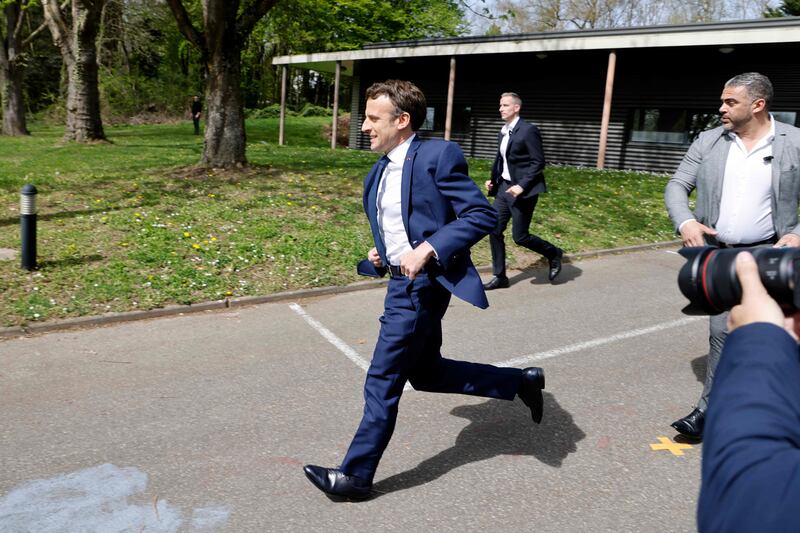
[{"left": 664, "top": 72, "right": 800, "bottom": 440}]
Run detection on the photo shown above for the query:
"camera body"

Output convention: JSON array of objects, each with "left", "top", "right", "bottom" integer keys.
[{"left": 678, "top": 246, "right": 800, "bottom": 315}]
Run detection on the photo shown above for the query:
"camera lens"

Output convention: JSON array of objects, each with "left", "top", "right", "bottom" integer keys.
[{"left": 677, "top": 246, "right": 800, "bottom": 315}]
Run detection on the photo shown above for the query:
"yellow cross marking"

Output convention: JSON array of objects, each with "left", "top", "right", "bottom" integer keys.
[{"left": 650, "top": 436, "right": 693, "bottom": 456}]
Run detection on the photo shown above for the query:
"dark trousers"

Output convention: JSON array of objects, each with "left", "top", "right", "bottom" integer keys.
[
  {"left": 340, "top": 272, "right": 523, "bottom": 482},
  {"left": 193, "top": 117, "right": 201, "bottom": 135},
  {"left": 489, "top": 180, "right": 559, "bottom": 277}
]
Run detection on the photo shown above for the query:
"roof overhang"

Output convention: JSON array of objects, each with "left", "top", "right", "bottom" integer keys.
[{"left": 272, "top": 17, "right": 800, "bottom": 75}]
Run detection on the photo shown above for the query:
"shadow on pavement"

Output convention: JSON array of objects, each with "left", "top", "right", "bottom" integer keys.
[
  {"left": 373, "top": 393, "right": 585, "bottom": 497},
  {"left": 508, "top": 262, "right": 582, "bottom": 286},
  {"left": 691, "top": 354, "right": 707, "bottom": 384}
]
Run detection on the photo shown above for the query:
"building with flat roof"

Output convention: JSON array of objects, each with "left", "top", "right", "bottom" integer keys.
[{"left": 273, "top": 17, "right": 800, "bottom": 172}]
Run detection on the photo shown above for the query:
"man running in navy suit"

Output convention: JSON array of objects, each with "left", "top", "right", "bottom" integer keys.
[{"left": 303, "top": 80, "right": 546, "bottom": 501}]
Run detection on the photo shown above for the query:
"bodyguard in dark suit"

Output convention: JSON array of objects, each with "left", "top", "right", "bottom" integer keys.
[
  {"left": 484, "top": 92, "right": 564, "bottom": 290},
  {"left": 698, "top": 251, "right": 800, "bottom": 532},
  {"left": 303, "top": 80, "right": 546, "bottom": 501}
]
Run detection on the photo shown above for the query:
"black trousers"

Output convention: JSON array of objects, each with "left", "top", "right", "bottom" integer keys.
[{"left": 489, "top": 180, "right": 559, "bottom": 277}]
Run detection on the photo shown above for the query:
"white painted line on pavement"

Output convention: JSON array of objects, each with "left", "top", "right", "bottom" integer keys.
[
  {"left": 290, "top": 302, "right": 704, "bottom": 393},
  {"left": 491, "top": 316, "right": 703, "bottom": 368},
  {"left": 289, "top": 302, "right": 371, "bottom": 372}
]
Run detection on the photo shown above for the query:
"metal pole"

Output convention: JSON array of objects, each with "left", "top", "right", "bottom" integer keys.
[
  {"left": 444, "top": 57, "right": 456, "bottom": 141},
  {"left": 597, "top": 50, "right": 617, "bottom": 169},
  {"left": 20, "top": 184, "right": 37, "bottom": 271},
  {"left": 279, "top": 65, "right": 287, "bottom": 146},
  {"left": 331, "top": 61, "right": 341, "bottom": 149}
]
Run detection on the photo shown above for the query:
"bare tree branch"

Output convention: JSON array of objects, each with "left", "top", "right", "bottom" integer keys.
[
  {"left": 42, "top": 0, "right": 74, "bottom": 66},
  {"left": 21, "top": 0, "right": 66, "bottom": 47}
]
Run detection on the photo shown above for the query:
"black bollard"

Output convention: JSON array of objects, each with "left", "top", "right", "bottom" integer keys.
[{"left": 20, "top": 184, "right": 37, "bottom": 271}]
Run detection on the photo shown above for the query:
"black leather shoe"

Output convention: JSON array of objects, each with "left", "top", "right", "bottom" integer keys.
[
  {"left": 548, "top": 249, "right": 564, "bottom": 282},
  {"left": 518, "top": 367, "right": 545, "bottom": 424},
  {"left": 303, "top": 465, "right": 372, "bottom": 501},
  {"left": 484, "top": 276, "right": 510, "bottom": 290},
  {"left": 671, "top": 408, "right": 705, "bottom": 439}
]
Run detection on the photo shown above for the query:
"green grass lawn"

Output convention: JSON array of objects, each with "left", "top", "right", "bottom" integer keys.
[{"left": 0, "top": 117, "right": 676, "bottom": 327}]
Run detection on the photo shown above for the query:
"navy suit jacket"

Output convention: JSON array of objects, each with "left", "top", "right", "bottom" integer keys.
[
  {"left": 698, "top": 322, "right": 800, "bottom": 532},
  {"left": 489, "top": 119, "right": 547, "bottom": 199},
  {"left": 359, "top": 137, "right": 496, "bottom": 309}
]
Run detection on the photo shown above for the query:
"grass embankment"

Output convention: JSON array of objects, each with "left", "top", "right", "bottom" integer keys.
[{"left": 0, "top": 117, "right": 675, "bottom": 327}]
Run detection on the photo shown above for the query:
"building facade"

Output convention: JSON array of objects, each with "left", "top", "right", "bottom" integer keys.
[{"left": 273, "top": 18, "right": 800, "bottom": 173}]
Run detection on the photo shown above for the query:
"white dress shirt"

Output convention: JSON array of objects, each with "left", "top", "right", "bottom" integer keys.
[
  {"left": 499, "top": 117, "right": 519, "bottom": 182},
  {"left": 377, "top": 135, "right": 415, "bottom": 265},
  {"left": 715, "top": 117, "right": 776, "bottom": 244}
]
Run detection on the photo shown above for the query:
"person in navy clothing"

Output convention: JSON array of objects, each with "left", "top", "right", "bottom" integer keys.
[
  {"left": 698, "top": 251, "right": 800, "bottom": 532},
  {"left": 303, "top": 80, "right": 547, "bottom": 501}
]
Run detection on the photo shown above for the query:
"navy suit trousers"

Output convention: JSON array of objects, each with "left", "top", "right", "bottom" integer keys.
[{"left": 340, "top": 272, "right": 523, "bottom": 482}]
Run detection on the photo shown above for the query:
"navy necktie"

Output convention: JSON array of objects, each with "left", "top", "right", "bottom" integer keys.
[
  {"left": 370, "top": 155, "right": 391, "bottom": 264},
  {"left": 376, "top": 155, "right": 390, "bottom": 178}
]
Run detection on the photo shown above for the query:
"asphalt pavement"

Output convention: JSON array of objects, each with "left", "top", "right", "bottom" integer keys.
[{"left": 0, "top": 245, "right": 710, "bottom": 532}]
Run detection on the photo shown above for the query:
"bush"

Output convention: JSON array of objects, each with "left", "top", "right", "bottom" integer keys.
[
  {"left": 299, "top": 103, "right": 332, "bottom": 117},
  {"left": 246, "top": 104, "right": 297, "bottom": 119},
  {"left": 323, "top": 113, "right": 351, "bottom": 147}
]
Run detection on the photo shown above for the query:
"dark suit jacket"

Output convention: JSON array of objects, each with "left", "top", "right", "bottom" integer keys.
[
  {"left": 489, "top": 119, "right": 547, "bottom": 199},
  {"left": 698, "top": 322, "right": 800, "bottom": 532},
  {"left": 359, "top": 137, "right": 496, "bottom": 309}
]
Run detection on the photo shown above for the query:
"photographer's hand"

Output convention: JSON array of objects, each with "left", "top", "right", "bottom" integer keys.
[{"left": 729, "top": 252, "right": 800, "bottom": 341}]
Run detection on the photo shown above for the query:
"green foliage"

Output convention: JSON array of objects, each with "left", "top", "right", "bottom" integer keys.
[
  {"left": 266, "top": 0, "right": 467, "bottom": 55},
  {"left": 764, "top": 0, "right": 800, "bottom": 17},
  {"left": 239, "top": 0, "right": 469, "bottom": 109},
  {"left": 8, "top": 0, "right": 472, "bottom": 124}
]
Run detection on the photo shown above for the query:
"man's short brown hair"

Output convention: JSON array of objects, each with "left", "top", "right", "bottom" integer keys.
[{"left": 365, "top": 80, "right": 427, "bottom": 131}]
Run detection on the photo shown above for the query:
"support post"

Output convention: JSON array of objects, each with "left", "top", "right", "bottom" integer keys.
[
  {"left": 331, "top": 61, "right": 341, "bottom": 149},
  {"left": 444, "top": 57, "right": 456, "bottom": 141},
  {"left": 279, "top": 65, "right": 287, "bottom": 146},
  {"left": 596, "top": 51, "right": 617, "bottom": 169},
  {"left": 20, "top": 184, "right": 37, "bottom": 271}
]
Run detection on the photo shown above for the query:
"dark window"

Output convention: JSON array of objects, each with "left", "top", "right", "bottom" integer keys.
[
  {"left": 420, "top": 107, "right": 436, "bottom": 131},
  {"left": 629, "top": 108, "right": 721, "bottom": 144},
  {"left": 418, "top": 105, "right": 471, "bottom": 132}
]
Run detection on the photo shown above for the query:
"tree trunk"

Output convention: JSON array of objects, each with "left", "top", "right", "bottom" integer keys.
[
  {"left": 203, "top": 40, "right": 246, "bottom": 167},
  {"left": 43, "top": 0, "right": 106, "bottom": 142},
  {"left": 65, "top": 32, "right": 105, "bottom": 141},
  {"left": 0, "top": 1, "right": 30, "bottom": 136},
  {"left": 0, "top": 62, "right": 30, "bottom": 135},
  {"left": 166, "top": 0, "right": 278, "bottom": 167},
  {"left": 66, "top": 1, "right": 105, "bottom": 141}
]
